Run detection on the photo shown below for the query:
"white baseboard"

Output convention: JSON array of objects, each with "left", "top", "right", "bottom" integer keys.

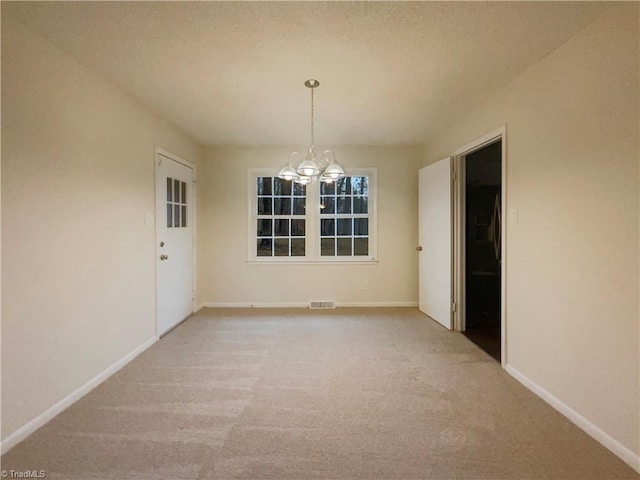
[
  {"left": 336, "top": 301, "right": 418, "bottom": 307},
  {"left": 199, "top": 302, "right": 308, "bottom": 308},
  {"left": 1, "top": 336, "right": 157, "bottom": 455},
  {"left": 505, "top": 364, "right": 640, "bottom": 473},
  {"left": 198, "top": 302, "right": 418, "bottom": 309}
]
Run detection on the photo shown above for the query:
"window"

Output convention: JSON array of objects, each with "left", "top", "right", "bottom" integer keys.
[
  {"left": 320, "top": 176, "right": 369, "bottom": 257},
  {"left": 248, "top": 168, "right": 376, "bottom": 262},
  {"left": 255, "top": 176, "right": 306, "bottom": 257},
  {"left": 167, "top": 177, "right": 187, "bottom": 228}
]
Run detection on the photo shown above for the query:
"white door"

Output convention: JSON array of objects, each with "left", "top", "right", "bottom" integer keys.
[
  {"left": 418, "top": 157, "right": 453, "bottom": 330},
  {"left": 156, "top": 152, "right": 194, "bottom": 336}
]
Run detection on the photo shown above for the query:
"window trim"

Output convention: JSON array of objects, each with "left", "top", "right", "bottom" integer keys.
[{"left": 247, "top": 167, "right": 378, "bottom": 264}]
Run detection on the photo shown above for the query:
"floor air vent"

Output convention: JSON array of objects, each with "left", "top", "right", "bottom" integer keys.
[{"left": 309, "top": 301, "right": 335, "bottom": 309}]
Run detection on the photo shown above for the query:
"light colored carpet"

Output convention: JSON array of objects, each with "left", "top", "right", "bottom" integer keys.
[{"left": 2, "top": 307, "right": 637, "bottom": 479}]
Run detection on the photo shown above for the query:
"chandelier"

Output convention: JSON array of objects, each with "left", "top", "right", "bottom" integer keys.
[{"left": 278, "top": 79, "right": 345, "bottom": 185}]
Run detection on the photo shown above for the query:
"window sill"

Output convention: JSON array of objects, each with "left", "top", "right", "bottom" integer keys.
[{"left": 247, "top": 258, "right": 379, "bottom": 266}]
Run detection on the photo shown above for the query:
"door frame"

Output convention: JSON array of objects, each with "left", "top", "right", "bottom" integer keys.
[
  {"left": 451, "top": 126, "right": 507, "bottom": 366},
  {"left": 154, "top": 146, "right": 197, "bottom": 338}
]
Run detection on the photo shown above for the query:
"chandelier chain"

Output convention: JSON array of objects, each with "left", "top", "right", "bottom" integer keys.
[{"left": 310, "top": 86, "right": 314, "bottom": 147}]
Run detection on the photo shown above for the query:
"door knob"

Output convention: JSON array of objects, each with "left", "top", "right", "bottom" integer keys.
[
  {"left": 160, "top": 254, "right": 169, "bottom": 261},
  {"left": 416, "top": 246, "right": 423, "bottom": 251}
]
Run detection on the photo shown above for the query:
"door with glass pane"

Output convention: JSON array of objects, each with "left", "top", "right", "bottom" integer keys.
[{"left": 156, "top": 152, "right": 194, "bottom": 336}]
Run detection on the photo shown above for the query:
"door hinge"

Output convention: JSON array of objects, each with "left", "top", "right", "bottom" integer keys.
[
  {"left": 452, "top": 170, "right": 457, "bottom": 182},
  {"left": 452, "top": 302, "right": 457, "bottom": 312}
]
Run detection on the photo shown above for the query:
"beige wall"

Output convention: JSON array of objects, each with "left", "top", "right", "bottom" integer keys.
[
  {"left": 423, "top": 4, "right": 639, "bottom": 460},
  {"left": 197, "top": 146, "right": 421, "bottom": 307},
  {"left": 1, "top": 17, "right": 202, "bottom": 440}
]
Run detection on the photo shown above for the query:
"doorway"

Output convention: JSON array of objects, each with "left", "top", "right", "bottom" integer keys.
[
  {"left": 156, "top": 149, "right": 195, "bottom": 336},
  {"left": 417, "top": 127, "right": 506, "bottom": 364},
  {"left": 459, "top": 139, "right": 502, "bottom": 361}
]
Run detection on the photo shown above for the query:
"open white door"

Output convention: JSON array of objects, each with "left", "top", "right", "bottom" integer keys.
[
  {"left": 156, "top": 152, "right": 195, "bottom": 336},
  {"left": 418, "top": 157, "right": 453, "bottom": 330}
]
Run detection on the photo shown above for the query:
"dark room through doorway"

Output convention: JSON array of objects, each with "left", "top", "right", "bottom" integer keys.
[{"left": 462, "top": 139, "right": 502, "bottom": 361}]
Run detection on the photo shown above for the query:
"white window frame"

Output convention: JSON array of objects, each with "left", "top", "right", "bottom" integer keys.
[{"left": 247, "top": 167, "right": 378, "bottom": 264}]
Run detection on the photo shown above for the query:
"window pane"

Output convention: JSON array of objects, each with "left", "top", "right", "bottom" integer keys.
[
  {"left": 174, "top": 204, "right": 180, "bottom": 227},
  {"left": 273, "top": 198, "right": 291, "bottom": 215},
  {"left": 321, "top": 219, "right": 335, "bottom": 236},
  {"left": 166, "top": 203, "right": 172, "bottom": 228},
  {"left": 321, "top": 238, "right": 335, "bottom": 256},
  {"left": 181, "top": 181, "right": 187, "bottom": 204},
  {"left": 293, "top": 198, "right": 305, "bottom": 215},
  {"left": 354, "top": 238, "right": 369, "bottom": 256},
  {"left": 337, "top": 218, "right": 352, "bottom": 236},
  {"left": 257, "top": 219, "right": 272, "bottom": 237},
  {"left": 258, "top": 198, "right": 272, "bottom": 215},
  {"left": 353, "top": 196, "right": 368, "bottom": 214},
  {"left": 257, "top": 177, "right": 272, "bottom": 196},
  {"left": 351, "top": 176, "right": 368, "bottom": 196},
  {"left": 274, "top": 219, "right": 289, "bottom": 236},
  {"left": 174, "top": 179, "right": 180, "bottom": 204},
  {"left": 336, "top": 178, "right": 351, "bottom": 195},
  {"left": 320, "top": 197, "right": 335, "bottom": 214},
  {"left": 181, "top": 206, "right": 187, "bottom": 227},
  {"left": 274, "top": 238, "right": 289, "bottom": 256},
  {"left": 291, "top": 219, "right": 305, "bottom": 236},
  {"left": 293, "top": 183, "right": 306, "bottom": 196},
  {"left": 257, "top": 239, "right": 272, "bottom": 256},
  {"left": 320, "top": 182, "right": 335, "bottom": 195},
  {"left": 291, "top": 238, "right": 305, "bottom": 256},
  {"left": 337, "top": 238, "right": 352, "bottom": 256},
  {"left": 273, "top": 178, "right": 292, "bottom": 196},
  {"left": 354, "top": 218, "right": 368, "bottom": 235},
  {"left": 166, "top": 178, "right": 173, "bottom": 202},
  {"left": 337, "top": 197, "right": 351, "bottom": 214}
]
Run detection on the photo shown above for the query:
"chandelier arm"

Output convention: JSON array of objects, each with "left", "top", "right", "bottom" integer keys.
[
  {"left": 289, "top": 151, "right": 301, "bottom": 165},
  {"left": 322, "top": 149, "right": 336, "bottom": 162}
]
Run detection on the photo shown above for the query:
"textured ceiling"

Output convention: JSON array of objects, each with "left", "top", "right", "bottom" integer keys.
[{"left": 4, "top": 1, "right": 611, "bottom": 146}]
